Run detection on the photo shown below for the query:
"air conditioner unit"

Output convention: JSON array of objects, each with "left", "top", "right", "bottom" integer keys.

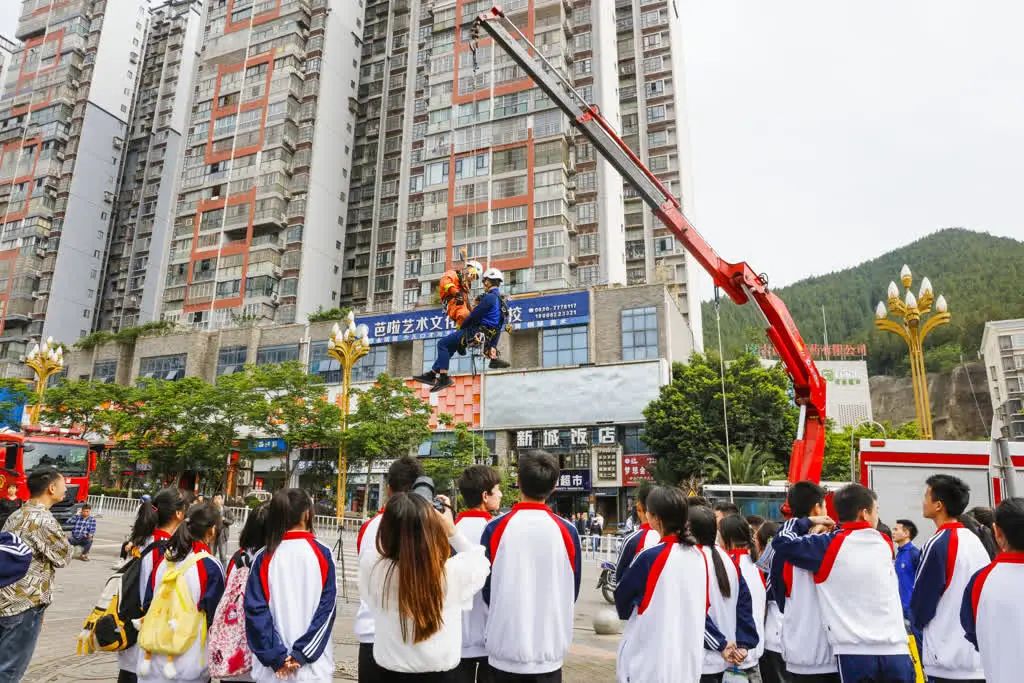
[
  {"left": 34, "top": 247, "right": 45, "bottom": 258},
  {"left": 236, "top": 468, "right": 253, "bottom": 487},
  {"left": 270, "top": 293, "right": 279, "bottom": 304}
]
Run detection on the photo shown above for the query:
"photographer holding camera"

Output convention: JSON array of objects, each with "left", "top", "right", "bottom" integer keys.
[{"left": 361, "top": 481, "right": 490, "bottom": 682}]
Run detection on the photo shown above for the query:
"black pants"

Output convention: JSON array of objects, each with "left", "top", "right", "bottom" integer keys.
[
  {"left": 700, "top": 675, "right": 723, "bottom": 683},
  {"left": 455, "top": 657, "right": 496, "bottom": 683},
  {"left": 929, "top": 679, "right": 985, "bottom": 683},
  {"left": 760, "top": 651, "right": 792, "bottom": 683},
  {"left": 359, "top": 642, "right": 389, "bottom": 683},
  {"left": 790, "top": 674, "right": 841, "bottom": 683},
  {"left": 381, "top": 669, "right": 459, "bottom": 682},
  {"left": 491, "top": 668, "right": 562, "bottom": 683},
  {"left": 117, "top": 671, "right": 137, "bottom": 683}
]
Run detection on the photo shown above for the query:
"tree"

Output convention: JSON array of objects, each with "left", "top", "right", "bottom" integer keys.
[
  {"left": 422, "top": 416, "right": 487, "bottom": 502},
  {"left": 343, "top": 374, "right": 432, "bottom": 508},
  {"left": 704, "top": 443, "right": 785, "bottom": 484},
  {"left": 235, "top": 362, "right": 344, "bottom": 485},
  {"left": 40, "top": 380, "right": 134, "bottom": 438},
  {"left": 821, "top": 420, "right": 920, "bottom": 481},
  {"left": 642, "top": 352, "right": 797, "bottom": 483}
]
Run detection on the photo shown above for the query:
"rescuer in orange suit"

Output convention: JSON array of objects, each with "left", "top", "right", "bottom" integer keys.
[{"left": 439, "top": 260, "right": 483, "bottom": 327}]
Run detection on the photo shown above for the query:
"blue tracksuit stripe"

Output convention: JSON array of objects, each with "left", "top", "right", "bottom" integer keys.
[
  {"left": 910, "top": 530, "right": 949, "bottom": 633},
  {"left": 292, "top": 542, "right": 338, "bottom": 664},
  {"left": 244, "top": 550, "right": 290, "bottom": 670}
]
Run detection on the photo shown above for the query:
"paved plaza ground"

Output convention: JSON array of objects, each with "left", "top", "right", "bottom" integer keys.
[{"left": 22, "top": 514, "right": 621, "bottom": 682}]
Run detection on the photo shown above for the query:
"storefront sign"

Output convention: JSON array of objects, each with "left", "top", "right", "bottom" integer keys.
[
  {"left": 622, "top": 455, "right": 655, "bottom": 487},
  {"left": 248, "top": 438, "right": 287, "bottom": 452},
  {"left": 358, "top": 291, "right": 590, "bottom": 345},
  {"left": 596, "top": 448, "right": 619, "bottom": 481},
  {"left": 518, "top": 427, "right": 591, "bottom": 450},
  {"left": 556, "top": 468, "right": 591, "bottom": 492}
]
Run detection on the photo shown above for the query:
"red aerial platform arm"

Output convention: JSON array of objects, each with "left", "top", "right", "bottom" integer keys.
[{"left": 475, "top": 8, "right": 827, "bottom": 482}]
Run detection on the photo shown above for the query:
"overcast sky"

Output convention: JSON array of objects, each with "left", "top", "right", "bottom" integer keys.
[{"left": 2, "top": 2, "right": 1022, "bottom": 298}]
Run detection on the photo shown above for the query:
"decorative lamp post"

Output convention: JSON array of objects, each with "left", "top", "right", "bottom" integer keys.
[
  {"left": 327, "top": 312, "right": 371, "bottom": 518},
  {"left": 874, "top": 265, "right": 950, "bottom": 439},
  {"left": 24, "top": 337, "right": 64, "bottom": 424}
]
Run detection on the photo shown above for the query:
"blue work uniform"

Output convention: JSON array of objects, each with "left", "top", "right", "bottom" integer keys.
[
  {"left": 894, "top": 541, "right": 921, "bottom": 620},
  {"left": 432, "top": 288, "right": 503, "bottom": 373}
]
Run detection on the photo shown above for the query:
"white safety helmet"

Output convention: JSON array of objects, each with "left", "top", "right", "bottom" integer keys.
[
  {"left": 483, "top": 267, "right": 504, "bottom": 283},
  {"left": 465, "top": 260, "right": 484, "bottom": 277}
]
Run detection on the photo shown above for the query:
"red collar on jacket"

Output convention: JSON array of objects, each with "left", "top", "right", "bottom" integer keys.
[
  {"left": 282, "top": 530, "right": 316, "bottom": 541},
  {"left": 455, "top": 509, "right": 493, "bottom": 523},
  {"left": 512, "top": 502, "right": 550, "bottom": 512},
  {"left": 838, "top": 521, "right": 874, "bottom": 531},
  {"left": 995, "top": 551, "right": 1024, "bottom": 563},
  {"left": 938, "top": 521, "right": 965, "bottom": 533},
  {"left": 192, "top": 541, "right": 212, "bottom": 554}
]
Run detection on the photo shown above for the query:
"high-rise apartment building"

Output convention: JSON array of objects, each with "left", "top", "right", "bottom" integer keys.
[
  {"left": 98, "top": 0, "right": 204, "bottom": 332},
  {"left": 343, "top": 0, "right": 702, "bottom": 344},
  {"left": 0, "top": 37, "right": 18, "bottom": 94},
  {"left": 0, "top": 0, "right": 148, "bottom": 367},
  {"left": 981, "top": 319, "right": 1024, "bottom": 441},
  {"left": 158, "top": 0, "right": 362, "bottom": 330}
]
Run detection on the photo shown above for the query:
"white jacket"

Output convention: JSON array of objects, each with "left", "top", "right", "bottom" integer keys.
[
  {"left": 453, "top": 510, "right": 493, "bottom": 659},
  {"left": 962, "top": 552, "right": 1024, "bottom": 683},
  {"left": 354, "top": 512, "right": 383, "bottom": 644}
]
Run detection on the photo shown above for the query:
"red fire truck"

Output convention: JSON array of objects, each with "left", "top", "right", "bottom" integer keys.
[{"left": 0, "top": 425, "right": 98, "bottom": 530}]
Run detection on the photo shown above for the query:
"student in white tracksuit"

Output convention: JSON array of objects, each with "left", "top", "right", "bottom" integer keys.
[
  {"left": 245, "top": 489, "right": 336, "bottom": 683},
  {"left": 911, "top": 475, "right": 992, "bottom": 682},
  {"left": 615, "top": 486, "right": 733, "bottom": 683},
  {"left": 690, "top": 505, "right": 759, "bottom": 683},
  {"left": 479, "top": 452, "right": 581, "bottom": 681},
  {"left": 138, "top": 503, "right": 225, "bottom": 683},
  {"left": 720, "top": 514, "right": 767, "bottom": 680},
  {"left": 119, "top": 489, "right": 185, "bottom": 683},
  {"left": 961, "top": 497, "right": 1024, "bottom": 683},
  {"left": 754, "top": 521, "right": 788, "bottom": 683},
  {"left": 354, "top": 456, "right": 424, "bottom": 683},
  {"left": 453, "top": 465, "right": 502, "bottom": 683}
]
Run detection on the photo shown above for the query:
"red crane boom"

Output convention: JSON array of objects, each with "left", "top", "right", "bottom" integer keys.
[{"left": 474, "top": 7, "right": 827, "bottom": 482}]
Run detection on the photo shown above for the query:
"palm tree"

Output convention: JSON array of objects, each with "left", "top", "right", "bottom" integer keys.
[{"left": 704, "top": 444, "right": 784, "bottom": 485}]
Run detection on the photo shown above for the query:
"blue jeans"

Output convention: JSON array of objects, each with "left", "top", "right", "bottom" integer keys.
[
  {"left": 70, "top": 536, "right": 93, "bottom": 554},
  {"left": 836, "top": 653, "right": 915, "bottom": 683},
  {"left": 432, "top": 329, "right": 465, "bottom": 373},
  {"left": 0, "top": 604, "right": 46, "bottom": 681}
]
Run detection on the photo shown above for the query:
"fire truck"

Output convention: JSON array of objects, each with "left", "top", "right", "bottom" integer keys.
[{"left": 0, "top": 425, "right": 98, "bottom": 530}]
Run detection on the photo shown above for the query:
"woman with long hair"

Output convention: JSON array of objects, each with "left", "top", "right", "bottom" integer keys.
[
  {"left": 615, "top": 486, "right": 733, "bottom": 682},
  {"left": 362, "top": 492, "right": 489, "bottom": 680},
  {"left": 754, "top": 521, "right": 789, "bottom": 683},
  {"left": 244, "top": 489, "right": 337, "bottom": 682},
  {"left": 690, "top": 505, "right": 759, "bottom": 683},
  {"left": 719, "top": 514, "right": 766, "bottom": 681},
  {"left": 118, "top": 489, "right": 186, "bottom": 683},
  {"left": 139, "top": 502, "right": 224, "bottom": 683}
]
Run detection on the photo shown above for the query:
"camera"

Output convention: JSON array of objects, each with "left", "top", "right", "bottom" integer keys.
[{"left": 411, "top": 475, "right": 446, "bottom": 512}]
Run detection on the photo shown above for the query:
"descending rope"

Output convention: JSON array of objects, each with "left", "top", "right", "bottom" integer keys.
[{"left": 715, "top": 287, "right": 734, "bottom": 501}]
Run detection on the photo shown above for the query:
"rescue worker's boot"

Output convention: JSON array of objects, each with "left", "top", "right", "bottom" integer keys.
[
  {"left": 413, "top": 370, "right": 437, "bottom": 385},
  {"left": 431, "top": 373, "right": 455, "bottom": 393},
  {"left": 489, "top": 357, "right": 511, "bottom": 369}
]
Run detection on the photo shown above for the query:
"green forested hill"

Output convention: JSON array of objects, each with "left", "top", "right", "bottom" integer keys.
[{"left": 701, "top": 228, "right": 1024, "bottom": 375}]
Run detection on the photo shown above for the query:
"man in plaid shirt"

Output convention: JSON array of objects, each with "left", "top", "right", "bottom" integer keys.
[{"left": 69, "top": 503, "right": 96, "bottom": 561}]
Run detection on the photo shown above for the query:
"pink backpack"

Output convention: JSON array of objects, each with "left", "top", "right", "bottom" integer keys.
[{"left": 207, "top": 552, "right": 253, "bottom": 678}]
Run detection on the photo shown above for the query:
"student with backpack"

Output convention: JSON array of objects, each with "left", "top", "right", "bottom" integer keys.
[
  {"left": 961, "top": 497, "right": 1024, "bottom": 683},
  {"left": 208, "top": 504, "right": 268, "bottom": 682},
  {"left": 137, "top": 501, "right": 225, "bottom": 683},
  {"left": 719, "top": 514, "right": 766, "bottom": 681},
  {"left": 690, "top": 505, "right": 759, "bottom": 683},
  {"left": 113, "top": 489, "right": 186, "bottom": 683},
  {"left": 245, "top": 489, "right": 336, "bottom": 683},
  {"left": 614, "top": 486, "right": 736, "bottom": 683}
]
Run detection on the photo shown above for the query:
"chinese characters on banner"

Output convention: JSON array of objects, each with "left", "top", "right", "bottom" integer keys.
[
  {"left": 596, "top": 449, "right": 618, "bottom": 481},
  {"left": 621, "top": 455, "right": 655, "bottom": 487},
  {"left": 356, "top": 291, "right": 591, "bottom": 345},
  {"left": 515, "top": 427, "right": 594, "bottom": 451},
  {"left": 750, "top": 342, "right": 868, "bottom": 360},
  {"left": 556, "top": 469, "right": 591, "bottom": 492}
]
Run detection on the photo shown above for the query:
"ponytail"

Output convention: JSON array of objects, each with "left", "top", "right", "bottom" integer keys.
[
  {"left": 719, "top": 514, "right": 757, "bottom": 561},
  {"left": 264, "top": 488, "right": 313, "bottom": 555},
  {"left": 960, "top": 512, "right": 998, "bottom": 560},
  {"left": 689, "top": 505, "right": 731, "bottom": 597},
  {"left": 166, "top": 502, "right": 221, "bottom": 562},
  {"left": 129, "top": 488, "right": 185, "bottom": 547},
  {"left": 644, "top": 486, "right": 697, "bottom": 546}
]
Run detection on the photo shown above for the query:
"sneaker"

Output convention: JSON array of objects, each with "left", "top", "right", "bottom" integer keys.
[
  {"left": 489, "top": 358, "right": 511, "bottom": 369},
  {"left": 80, "top": 555, "right": 90, "bottom": 562},
  {"left": 430, "top": 374, "right": 455, "bottom": 393},
  {"left": 412, "top": 371, "right": 437, "bottom": 386}
]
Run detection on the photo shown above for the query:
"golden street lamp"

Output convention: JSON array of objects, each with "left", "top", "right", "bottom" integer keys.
[
  {"left": 328, "top": 312, "right": 370, "bottom": 518},
  {"left": 24, "top": 337, "right": 64, "bottom": 424},
  {"left": 874, "top": 265, "right": 950, "bottom": 439}
]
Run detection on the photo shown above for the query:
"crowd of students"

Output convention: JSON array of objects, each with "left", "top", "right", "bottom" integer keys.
[{"left": 353, "top": 457, "right": 1023, "bottom": 683}]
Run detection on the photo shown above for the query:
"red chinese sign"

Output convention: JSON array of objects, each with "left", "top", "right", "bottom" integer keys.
[
  {"left": 622, "top": 455, "right": 655, "bottom": 487},
  {"left": 750, "top": 343, "right": 867, "bottom": 360}
]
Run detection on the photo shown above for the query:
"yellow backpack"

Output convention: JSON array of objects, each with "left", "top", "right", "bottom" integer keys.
[{"left": 137, "top": 551, "right": 210, "bottom": 679}]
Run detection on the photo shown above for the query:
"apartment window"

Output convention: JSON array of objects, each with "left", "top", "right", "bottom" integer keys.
[
  {"left": 216, "top": 345, "right": 247, "bottom": 375},
  {"left": 574, "top": 59, "right": 592, "bottom": 76},
  {"left": 542, "top": 326, "right": 588, "bottom": 367},
  {"left": 578, "top": 265, "right": 600, "bottom": 286},
  {"left": 93, "top": 360, "right": 117, "bottom": 383},
  {"left": 649, "top": 154, "right": 669, "bottom": 171},
  {"left": 646, "top": 80, "right": 665, "bottom": 97},
  {"left": 623, "top": 425, "right": 648, "bottom": 454},
  {"left": 423, "top": 342, "right": 474, "bottom": 375},
  {"left": 139, "top": 354, "right": 186, "bottom": 381},
  {"left": 648, "top": 130, "right": 669, "bottom": 148},
  {"left": 352, "top": 346, "right": 389, "bottom": 382},
  {"left": 643, "top": 33, "right": 664, "bottom": 49},
  {"left": 574, "top": 32, "right": 591, "bottom": 51},
  {"left": 425, "top": 161, "right": 448, "bottom": 186},
  {"left": 256, "top": 344, "right": 299, "bottom": 365},
  {"left": 646, "top": 104, "right": 667, "bottom": 122},
  {"left": 578, "top": 233, "right": 599, "bottom": 256},
  {"left": 308, "top": 341, "right": 341, "bottom": 383},
  {"left": 622, "top": 306, "right": 659, "bottom": 360},
  {"left": 643, "top": 56, "right": 664, "bottom": 74},
  {"left": 577, "top": 171, "right": 597, "bottom": 192}
]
